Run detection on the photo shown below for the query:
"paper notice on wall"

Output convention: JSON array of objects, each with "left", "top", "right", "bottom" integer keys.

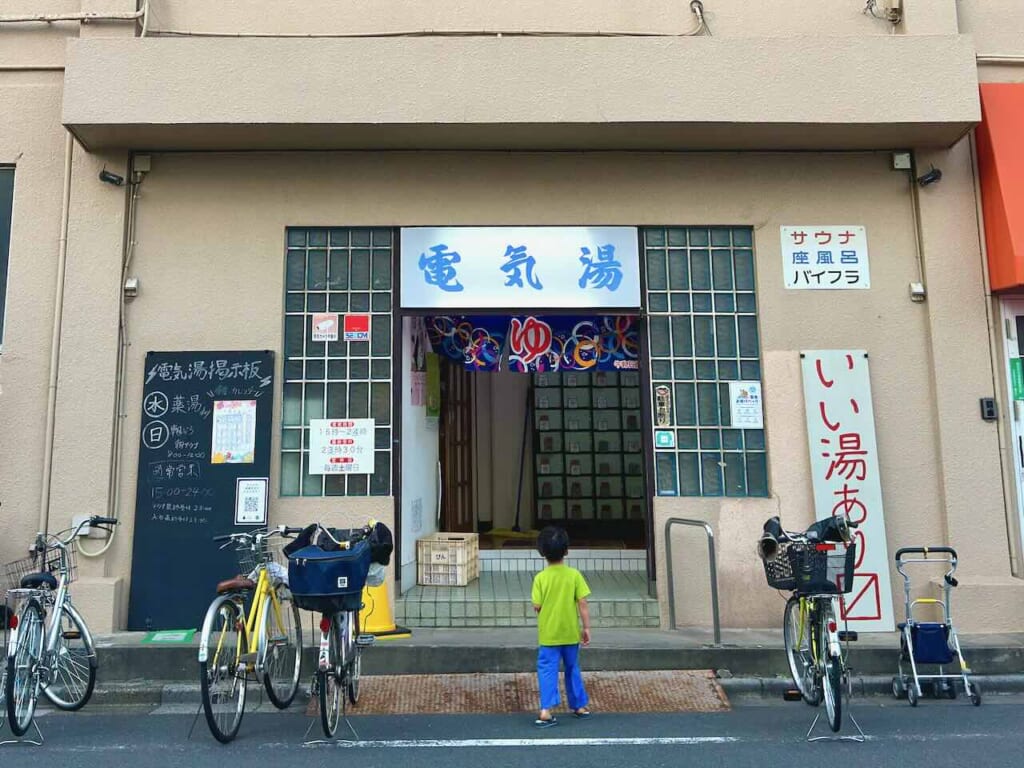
[
  {"left": 311, "top": 313, "right": 339, "bottom": 342},
  {"left": 235, "top": 478, "right": 268, "bottom": 525},
  {"left": 211, "top": 400, "right": 257, "bottom": 464},
  {"left": 308, "top": 418, "right": 375, "bottom": 475},
  {"left": 411, "top": 371, "right": 426, "bottom": 407},
  {"left": 728, "top": 381, "right": 764, "bottom": 429}
]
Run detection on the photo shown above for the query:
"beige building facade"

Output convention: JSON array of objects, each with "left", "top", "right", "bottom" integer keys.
[{"left": 2, "top": 1, "right": 1024, "bottom": 636}]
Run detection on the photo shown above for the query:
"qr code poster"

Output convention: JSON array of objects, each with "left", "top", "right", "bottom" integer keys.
[{"left": 235, "top": 477, "right": 269, "bottom": 525}]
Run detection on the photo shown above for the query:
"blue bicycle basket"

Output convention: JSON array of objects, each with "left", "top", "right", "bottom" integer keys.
[{"left": 287, "top": 538, "right": 371, "bottom": 614}]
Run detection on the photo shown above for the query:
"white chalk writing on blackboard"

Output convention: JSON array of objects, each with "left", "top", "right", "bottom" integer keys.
[
  {"left": 145, "top": 359, "right": 271, "bottom": 386},
  {"left": 142, "top": 421, "right": 170, "bottom": 450},
  {"left": 170, "top": 394, "right": 212, "bottom": 419},
  {"left": 149, "top": 461, "right": 202, "bottom": 481}
]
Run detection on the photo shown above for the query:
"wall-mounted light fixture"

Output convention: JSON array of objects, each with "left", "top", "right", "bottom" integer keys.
[
  {"left": 99, "top": 168, "right": 125, "bottom": 186},
  {"left": 916, "top": 166, "right": 943, "bottom": 187},
  {"left": 891, "top": 151, "right": 912, "bottom": 171}
]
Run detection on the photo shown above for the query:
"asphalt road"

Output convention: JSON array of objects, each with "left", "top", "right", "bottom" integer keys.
[{"left": 6, "top": 697, "right": 1023, "bottom": 768}]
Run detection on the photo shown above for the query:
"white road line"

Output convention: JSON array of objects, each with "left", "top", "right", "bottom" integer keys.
[{"left": 300, "top": 737, "right": 742, "bottom": 748}]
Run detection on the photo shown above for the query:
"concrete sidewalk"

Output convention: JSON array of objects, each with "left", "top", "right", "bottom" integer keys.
[{"left": 90, "top": 627, "right": 1024, "bottom": 703}]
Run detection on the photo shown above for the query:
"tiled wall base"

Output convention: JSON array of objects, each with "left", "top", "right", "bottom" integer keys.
[{"left": 396, "top": 571, "right": 658, "bottom": 629}]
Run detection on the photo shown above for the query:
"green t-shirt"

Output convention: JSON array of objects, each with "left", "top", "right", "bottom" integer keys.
[{"left": 531, "top": 564, "right": 591, "bottom": 646}]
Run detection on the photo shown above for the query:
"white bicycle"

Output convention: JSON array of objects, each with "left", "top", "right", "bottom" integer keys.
[{"left": 4, "top": 516, "right": 118, "bottom": 736}]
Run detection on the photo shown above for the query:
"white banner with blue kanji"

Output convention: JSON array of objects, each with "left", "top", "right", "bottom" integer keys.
[
  {"left": 400, "top": 227, "right": 641, "bottom": 309},
  {"left": 782, "top": 225, "right": 870, "bottom": 289}
]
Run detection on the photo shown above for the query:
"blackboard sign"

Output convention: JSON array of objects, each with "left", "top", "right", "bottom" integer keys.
[{"left": 127, "top": 351, "right": 275, "bottom": 631}]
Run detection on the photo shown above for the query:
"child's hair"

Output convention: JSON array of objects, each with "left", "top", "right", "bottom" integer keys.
[{"left": 537, "top": 526, "right": 570, "bottom": 562}]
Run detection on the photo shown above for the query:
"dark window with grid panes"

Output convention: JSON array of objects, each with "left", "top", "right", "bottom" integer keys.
[
  {"left": 281, "top": 228, "right": 393, "bottom": 496},
  {"left": 644, "top": 226, "right": 767, "bottom": 497}
]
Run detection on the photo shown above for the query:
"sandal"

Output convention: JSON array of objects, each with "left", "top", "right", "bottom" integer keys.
[
  {"left": 573, "top": 708, "right": 592, "bottom": 719},
  {"left": 534, "top": 717, "right": 558, "bottom": 728}
]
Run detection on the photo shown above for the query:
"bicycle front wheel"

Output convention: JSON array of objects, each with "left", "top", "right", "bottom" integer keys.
[
  {"left": 5, "top": 599, "right": 45, "bottom": 736},
  {"left": 318, "top": 615, "right": 342, "bottom": 738},
  {"left": 820, "top": 604, "right": 842, "bottom": 732},
  {"left": 42, "top": 603, "right": 97, "bottom": 710},
  {"left": 783, "top": 596, "right": 820, "bottom": 706},
  {"left": 199, "top": 597, "right": 248, "bottom": 744},
  {"left": 261, "top": 591, "right": 301, "bottom": 709}
]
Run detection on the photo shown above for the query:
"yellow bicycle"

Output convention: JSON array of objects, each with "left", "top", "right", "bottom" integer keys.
[
  {"left": 197, "top": 526, "right": 303, "bottom": 743},
  {"left": 760, "top": 515, "right": 858, "bottom": 733}
]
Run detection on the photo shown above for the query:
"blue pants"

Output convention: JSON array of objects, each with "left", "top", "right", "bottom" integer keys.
[{"left": 537, "top": 644, "right": 588, "bottom": 711}]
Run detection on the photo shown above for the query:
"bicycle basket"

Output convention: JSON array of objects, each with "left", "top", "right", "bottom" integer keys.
[
  {"left": 3, "top": 541, "right": 78, "bottom": 592},
  {"left": 287, "top": 538, "right": 371, "bottom": 614},
  {"left": 762, "top": 540, "right": 797, "bottom": 591},
  {"left": 234, "top": 536, "right": 283, "bottom": 578},
  {"left": 790, "top": 542, "right": 856, "bottom": 595}
]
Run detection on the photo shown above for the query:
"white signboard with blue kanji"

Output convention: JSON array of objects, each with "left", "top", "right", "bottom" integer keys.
[
  {"left": 782, "top": 226, "right": 870, "bottom": 290},
  {"left": 400, "top": 227, "right": 641, "bottom": 309}
]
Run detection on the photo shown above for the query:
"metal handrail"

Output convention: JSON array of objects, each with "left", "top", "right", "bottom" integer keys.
[{"left": 664, "top": 517, "right": 721, "bottom": 645}]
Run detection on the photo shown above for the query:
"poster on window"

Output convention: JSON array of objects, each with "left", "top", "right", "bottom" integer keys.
[
  {"left": 728, "top": 381, "right": 764, "bottom": 429},
  {"left": 211, "top": 400, "right": 257, "bottom": 464},
  {"left": 308, "top": 419, "right": 375, "bottom": 475},
  {"left": 801, "top": 350, "right": 894, "bottom": 632}
]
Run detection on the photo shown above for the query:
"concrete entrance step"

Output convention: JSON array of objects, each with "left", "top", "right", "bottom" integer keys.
[{"left": 397, "top": 570, "right": 657, "bottom": 628}]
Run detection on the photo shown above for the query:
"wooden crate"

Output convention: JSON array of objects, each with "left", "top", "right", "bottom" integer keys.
[{"left": 416, "top": 532, "right": 480, "bottom": 586}]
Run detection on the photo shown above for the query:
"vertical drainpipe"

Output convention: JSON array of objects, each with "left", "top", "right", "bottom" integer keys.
[{"left": 38, "top": 131, "right": 75, "bottom": 534}]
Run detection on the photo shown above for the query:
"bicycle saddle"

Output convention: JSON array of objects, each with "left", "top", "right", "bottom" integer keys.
[
  {"left": 216, "top": 576, "right": 256, "bottom": 595},
  {"left": 21, "top": 572, "right": 58, "bottom": 590}
]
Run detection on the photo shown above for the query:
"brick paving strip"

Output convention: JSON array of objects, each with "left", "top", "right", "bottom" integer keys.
[{"left": 308, "top": 670, "right": 729, "bottom": 716}]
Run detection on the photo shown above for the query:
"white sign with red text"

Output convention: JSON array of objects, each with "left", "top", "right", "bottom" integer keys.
[
  {"left": 801, "top": 350, "right": 894, "bottom": 632},
  {"left": 783, "top": 226, "right": 870, "bottom": 289},
  {"left": 308, "top": 418, "right": 376, "bottom": 475}
]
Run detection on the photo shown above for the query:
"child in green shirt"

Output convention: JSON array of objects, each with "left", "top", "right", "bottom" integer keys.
[{"left": 531, "top": 526, "right": 591, "bottom": 728}]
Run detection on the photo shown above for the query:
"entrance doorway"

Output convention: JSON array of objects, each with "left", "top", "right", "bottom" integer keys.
[
  {"left": 1000, "top": 299, "right": 1024, "bottom": 557},
  {"left": 395, "top": 313, "right": 658, "bottom": 629}
]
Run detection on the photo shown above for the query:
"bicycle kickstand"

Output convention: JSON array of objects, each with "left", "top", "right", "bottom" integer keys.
[
  {"left": 0, "top": 720, "right": 44, "bottom": 747},
  {"left": 805, "top": 681, "right": 866, "bottom": 743}
]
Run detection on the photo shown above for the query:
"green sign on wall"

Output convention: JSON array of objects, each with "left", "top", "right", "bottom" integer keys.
[{"left": 1012, "top": 358, "right": 1024, "bottom": 401}]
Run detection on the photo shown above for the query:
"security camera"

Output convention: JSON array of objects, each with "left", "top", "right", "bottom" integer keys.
[
  {"left": 99, "top": 169, "right": 125, "bottom": 186},
  {"left": 916, "top": 167, "right": 942, "bottom": 187}
]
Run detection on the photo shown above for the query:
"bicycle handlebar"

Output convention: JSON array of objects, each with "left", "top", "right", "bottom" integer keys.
[{"left": 212, "top": 525, "right": 305, "bottom": 545}]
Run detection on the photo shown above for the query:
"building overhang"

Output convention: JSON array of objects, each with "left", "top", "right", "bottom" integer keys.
[
  {"left": 62, "top": 36, "right": 980, "bottom": 152},
  {"left": 976, "top": 83, "right": 1024, "bottom": 293}
]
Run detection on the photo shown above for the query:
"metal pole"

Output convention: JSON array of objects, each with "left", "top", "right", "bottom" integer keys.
[{"left": 664, "top": 517, "right": 721, "bottom": 645}]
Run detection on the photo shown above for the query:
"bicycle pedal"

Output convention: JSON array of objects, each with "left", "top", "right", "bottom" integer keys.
[
  {"left": 838, "top": 630, "right": 859, "bottom": 642},
  {"left": 782, "top": 689, "right": 803, "bottom": 702},
  {"left": 356, "top": 633, "right": 376, "bottom": 647}
]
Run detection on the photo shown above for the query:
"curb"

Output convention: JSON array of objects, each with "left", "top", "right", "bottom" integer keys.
[
  {"left": 718, "top": 674, "right": 1024, "bottom": 698},
  {"left": 77, "top": 673, "right": 1024, "bottom": 709}
]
